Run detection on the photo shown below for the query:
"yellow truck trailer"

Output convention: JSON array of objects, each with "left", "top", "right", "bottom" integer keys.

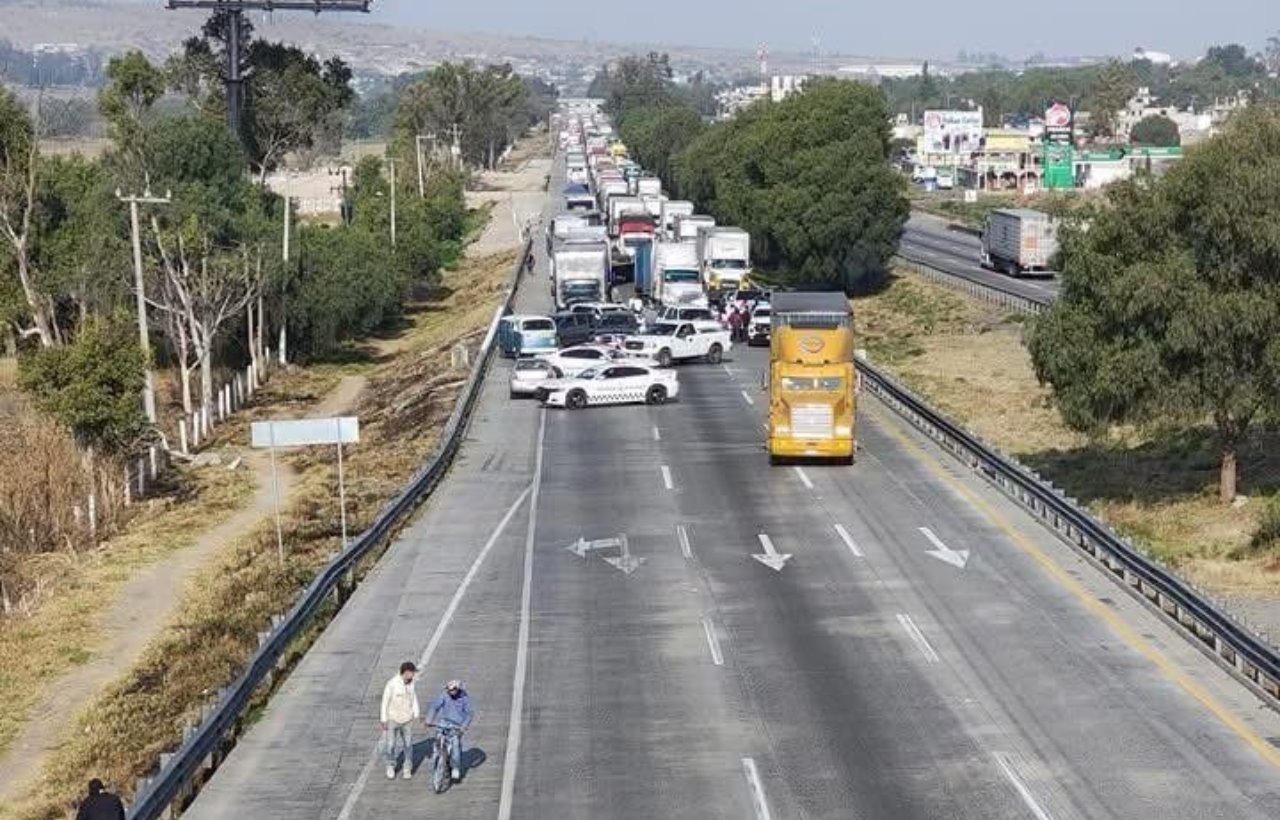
[{"left": 767, "top": 292, "right": 856, "bottom": 464}]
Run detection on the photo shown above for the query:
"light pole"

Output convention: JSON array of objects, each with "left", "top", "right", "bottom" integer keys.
[{"left": 117, "top": 188, "right": 171, "bottom": 424}]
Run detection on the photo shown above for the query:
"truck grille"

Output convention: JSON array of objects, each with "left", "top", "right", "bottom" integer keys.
[
  {"left": 624, "top": 340, "right": 646, "bottom": 351},
  {"left": 791, "top": 404, "right": 833, "bottom": 439}
]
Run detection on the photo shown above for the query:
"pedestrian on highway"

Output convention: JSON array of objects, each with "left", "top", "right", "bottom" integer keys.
[
  {"left": 381, "top": 661, "right": 420, "bottom": 780},
  {"left": 727, "top": 305, "right": 744, "bottom": 342},
  {"left": 75, "top": 779, "right": 125, "bottom": 820},
  {"left": 426, "top": 679, "right": 474, "bottom": 783}
]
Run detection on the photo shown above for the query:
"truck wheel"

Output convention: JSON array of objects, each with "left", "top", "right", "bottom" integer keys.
[
  {"left": 705, "top": 344, "right": 723, "bottom": 365},
  {"left": 646, "top": 385, "right": 668, "bottom": 405},
  {"left": 657, "top": 348, "right": 672, "bottom": 367},
  {"left": 566, "top": 389, "right": 588, "bottom": 409}
]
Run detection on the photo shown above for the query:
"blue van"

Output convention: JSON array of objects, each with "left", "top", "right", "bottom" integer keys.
[{"left": 499, "top": 315, "right": 558, "bottom": 358}]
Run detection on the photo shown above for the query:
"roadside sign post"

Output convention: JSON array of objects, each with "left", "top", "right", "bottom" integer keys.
[{"left": 251, "top": 417, "right": 361, "bottom": 563}]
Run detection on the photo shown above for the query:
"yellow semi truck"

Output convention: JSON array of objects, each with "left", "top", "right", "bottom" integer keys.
[{"left": 767, "top": 292, "right": 856, "bottom": 464}]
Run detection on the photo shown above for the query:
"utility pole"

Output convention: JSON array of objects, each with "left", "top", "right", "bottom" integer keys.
[
  {"left": 117, "top": 188, "right": 172, "bottom": 424},
  {"left": 388, "top": 157, "right": 397, "bottom": 248},
  {"left": 415, "top": 134, "right": 427, "bottom": 198},
  {"left": 165, "top": 2, "right": 371, "bottom": 149},
  {"left": 280, "top": 193, "right": 291, "bottom": 366}
]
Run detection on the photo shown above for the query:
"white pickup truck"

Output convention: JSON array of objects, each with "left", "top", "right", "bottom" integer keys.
[{"left": 622, "top": 321, "right": 731, "bottom": 367}]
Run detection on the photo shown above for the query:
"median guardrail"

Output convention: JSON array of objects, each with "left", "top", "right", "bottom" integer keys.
[
  {"left": 894, "top": 252, "right": 1049, "bottom": 316},
  {"left": 858, "top": 359, "right": 1280, "bottom": 708},
  {"left": 126, "top": 238, "right": 534, "bottom": 820}
]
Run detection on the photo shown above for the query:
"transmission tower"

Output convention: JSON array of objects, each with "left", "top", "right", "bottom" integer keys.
[{"left": 166, "top": 2, "right": 371, "bottom": 141}]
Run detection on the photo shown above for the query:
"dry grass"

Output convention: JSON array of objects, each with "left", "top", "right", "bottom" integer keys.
[
  {"left": 4, "top": 242, "right": 520, "bottom": 820},
  {"left": 0, "top": 463, "right": 253, "bottom": 765},
  {"left": 857, "top": 269, "right": 1280, "bottom": 599}
]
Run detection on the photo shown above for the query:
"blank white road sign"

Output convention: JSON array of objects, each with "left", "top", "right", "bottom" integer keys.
[{"left": 251, "top": 417, "right": 360, "bottom": 448}]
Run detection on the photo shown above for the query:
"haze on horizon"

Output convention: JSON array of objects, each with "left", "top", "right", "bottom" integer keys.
[{"left": 372, "top": 0, "right": 1276, "bottom": 60}]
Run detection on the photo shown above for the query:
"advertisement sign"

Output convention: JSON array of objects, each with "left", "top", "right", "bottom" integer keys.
[
  {"left": 922, "top": 109, "right": 983, "bottom": 155},
  {"left": 1042, "top": 101, "right": 1075, "bottom": 189}
]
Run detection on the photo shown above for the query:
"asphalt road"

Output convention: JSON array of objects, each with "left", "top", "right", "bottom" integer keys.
[
  {"left": 183, "top": 160, "right": 1280, "bottom": 820},
  {"left": 899, "top": 213, "right": 1062, "bottom": 303}
]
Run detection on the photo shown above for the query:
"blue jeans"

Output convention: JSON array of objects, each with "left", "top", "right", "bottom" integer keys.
[
  {"left": 383, "top": 723, "right": 413, "bottom": 768},
  {"left": 435, "top": 727, "right": 463, "bottom": 772}
]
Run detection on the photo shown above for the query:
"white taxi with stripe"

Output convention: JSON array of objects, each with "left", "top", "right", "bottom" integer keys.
[{"left": 537, "top": 363, "right": 679, "bottom": 409}]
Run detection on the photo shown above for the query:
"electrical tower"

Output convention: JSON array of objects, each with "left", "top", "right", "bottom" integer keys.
[{"left": 165, "top": 2, "right": 371, "bottom": 141}]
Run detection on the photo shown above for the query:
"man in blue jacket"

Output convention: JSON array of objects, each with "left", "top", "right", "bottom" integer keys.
[{"left": 426, "top": 679, "right": 474, "bottom": 782}]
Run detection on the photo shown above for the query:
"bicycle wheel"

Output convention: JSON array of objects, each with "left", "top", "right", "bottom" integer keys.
[{"left": 431, "top": 737, "right": 448, "bottom": 794}]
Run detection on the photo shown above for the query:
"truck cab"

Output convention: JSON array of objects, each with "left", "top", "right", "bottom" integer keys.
[{"left": 767, "top": 293, "right": 856, "bottom": 464}]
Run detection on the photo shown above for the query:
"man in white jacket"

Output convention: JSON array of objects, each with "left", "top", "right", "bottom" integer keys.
[{"left": 380, "top": 661, "right": 420, "bottom": 779}]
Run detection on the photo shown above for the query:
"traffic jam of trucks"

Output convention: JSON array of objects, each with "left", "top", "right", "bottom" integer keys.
[{"left": 502, "top": 103, "right": 857, "bottom": 463}]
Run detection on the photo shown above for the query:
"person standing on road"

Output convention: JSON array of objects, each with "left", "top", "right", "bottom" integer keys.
[
  {"left": 728, "top": 305, "right": 744, "bottom": 343},
  {"left": 381, "top": 661, "right": 420, "bottom": 780},
  {"left": 75, "top": 779, "right": 125, "bottom": 820},
  {"left": 426, "top": 679, "right": 474, "bottom": 783}
]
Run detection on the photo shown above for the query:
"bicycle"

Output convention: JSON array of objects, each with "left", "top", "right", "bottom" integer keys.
[{"left": 424, "top": 724, "right": 465, "bottom": 794}]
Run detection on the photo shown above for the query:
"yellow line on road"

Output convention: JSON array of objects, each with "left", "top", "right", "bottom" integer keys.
[{"left": 868, "top": 402, "right": 1280, "bottom": 770}]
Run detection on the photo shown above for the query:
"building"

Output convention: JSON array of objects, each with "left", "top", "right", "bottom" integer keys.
[
  {"left": 770, "top": 75, "right": 809, "bottom": 102},
  {"left": 1133, "top": 47, "right": 1173, "bottom": 65}
]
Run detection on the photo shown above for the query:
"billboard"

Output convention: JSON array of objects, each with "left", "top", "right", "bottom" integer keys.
[
  {"left": 922, "top": 109, "right": 984, "bottom": 155},
  {"left": 1042, "top": 101, "right": 1075, "bottom": 189}
]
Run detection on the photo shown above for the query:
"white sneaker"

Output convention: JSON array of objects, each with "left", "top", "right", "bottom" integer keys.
[
  {"left": 452, "top": 768, "right": 461, "bottom": 781},
  {"left": 385, "top": 765, "right": 395, "bottom": 780},
  {"left": 402, "top": 766, "right": 413, "bottom": 780}
]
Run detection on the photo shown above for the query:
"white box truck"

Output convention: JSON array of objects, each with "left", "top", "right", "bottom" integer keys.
[
  {"left": 660, "top": 200, "right": 694, "bottom": 240},
  {"left": 981, "top": 208, "right": 1058, "bottom": 275},
  {"left": 552, "top": 241, "right": 609, "bottom": 309},
  {"left": 652, "top": 241, "right": 706, "bottom": 307},
  {"left": 674, "top": 213, "right": 715, "bottom": 243},
  {"left": 696, "top": 227, "right": 751, "bottom": 299}
]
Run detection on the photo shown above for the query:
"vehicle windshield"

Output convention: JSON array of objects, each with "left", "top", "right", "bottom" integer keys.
[
  {"left": 515, "top": 359, "right": 548, "bottom": 371},
  {"left": 647, "top": 324, "right": 680, "bottom": 336},
  {"left": 711, "top": 259, "right": 748, "bottom": 270},
  {"left": 663, "top": 269, "right": 700, "bottom": 283},
  {"left": 563, "top": 282, "right": 601, "bottom": 298},
  {"left": 622, "top": 235, "right": 648, "bottom": 247},
  {"left": 754, "top": 308, "right": 771, "bottom": 317},
  {"left": 576, "top": 368, "right": 599, "bottom": 379},
  {"left": 522, "top": 319, "right": 555, "bottom": 332},
  {"left": 599, "top": 314, "right": 633, "bottom": 328},
  {"left": 781, "top": 376, "right": 844, "bottom": 391}
]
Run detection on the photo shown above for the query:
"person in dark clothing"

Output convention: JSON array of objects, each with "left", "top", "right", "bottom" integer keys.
[{"left": 76, "top": 779, "right": 125, "bottom": 820}]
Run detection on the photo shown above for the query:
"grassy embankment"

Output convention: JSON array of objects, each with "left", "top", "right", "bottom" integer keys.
[
  {"left": 855, "top": 272, "right": 1280, "bottom": 598},
  {"left": 2, "top": 243, "right": 519, "bottom": 820}
]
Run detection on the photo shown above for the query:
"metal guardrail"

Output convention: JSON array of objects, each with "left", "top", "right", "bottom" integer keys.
[
  {"left": 894, "top": 253, "right": 1049, "bottom": 316},
  {"left": 127, "top": 238, "right": 534, "bottom": 820},
  {"left": 858, "top": 359, "right": 1280, "bottom": 708}
]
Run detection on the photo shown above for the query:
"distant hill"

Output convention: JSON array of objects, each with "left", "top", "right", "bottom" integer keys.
[{"left": 0, "top": 0, "right": 796, "bottom": 80}]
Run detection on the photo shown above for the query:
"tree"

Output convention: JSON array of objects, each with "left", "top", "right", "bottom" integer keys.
[
  {"left": 18, "top": 316, "right": 146, "bottom": 456},
  {"left": 1267, "top": 33, "right": 1280, "bottom": 77},
  {"left": 1029, "top": 105, "right": 1280, "bottom": 503},
  {"left": 1130, "top": 114, "right": 1180, "bottom": 146},
  {"left": 1087, "top": 60, "right": 1136, "bottom": 138},
  {"left": 0, "top": 87, "right": 59, "bottom": 347},
  {"left": 618, "top": 103, "right": 704, "bottom": 192},
  {"left": 674, "top": 79, "right": 907, "bottom": 291}
]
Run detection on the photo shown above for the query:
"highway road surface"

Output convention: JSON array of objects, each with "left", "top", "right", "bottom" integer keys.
[
  {"left": 183, "top": 162, "right": 1280, "bottom": 820},
  {"left": 899, "top": 212, "right": 1062, "bottom": 303}
]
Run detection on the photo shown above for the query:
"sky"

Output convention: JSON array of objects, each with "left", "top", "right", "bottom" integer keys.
[{"left": 372, "top": 0, "right": 1276, "bottom": 61}]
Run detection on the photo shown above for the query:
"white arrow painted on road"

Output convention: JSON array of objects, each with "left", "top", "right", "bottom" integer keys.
[
  {"left": 602, "top": 533, "right": 645, "bottom": 575},
  {"left": 752, "top": 533, "right": 792, "bottom": 571},
  {"left": 565, "top": 536, "right": 622, "bottom": 558},
  {"left": 919, "top": 526, "right": 969, "bottom": 569}
]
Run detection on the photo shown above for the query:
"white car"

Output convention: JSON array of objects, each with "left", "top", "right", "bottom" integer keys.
[
  {"left": 747, "top": 303, "right": 771, "bottom": 345},
  {"left": 509, "top": 357, "right": 557, "bottom": 398},
  {"left": 622, "top": 321, "right": 732, "bottom": 367},
  {"left": 541, "top": 345, "right": 630, "bottom": 378},
  {"left": 537, "top": 363, "right": 679, "bottom": 409}
]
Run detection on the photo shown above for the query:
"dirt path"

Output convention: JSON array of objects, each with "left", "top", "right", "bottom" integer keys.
[
  {"left": 466, "top": 156, "right": 553, "bottom": 256},
  {"left": 0, "top": 375, "right": 366, "bottom": 806}
]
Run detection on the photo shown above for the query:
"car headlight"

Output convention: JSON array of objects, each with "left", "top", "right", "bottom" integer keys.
[
  {"left": 835, "top": 425, "right": 852, "bottom": 436},
  {"left": 774, "top": 424, "right": 790, "bottom": 434}
]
